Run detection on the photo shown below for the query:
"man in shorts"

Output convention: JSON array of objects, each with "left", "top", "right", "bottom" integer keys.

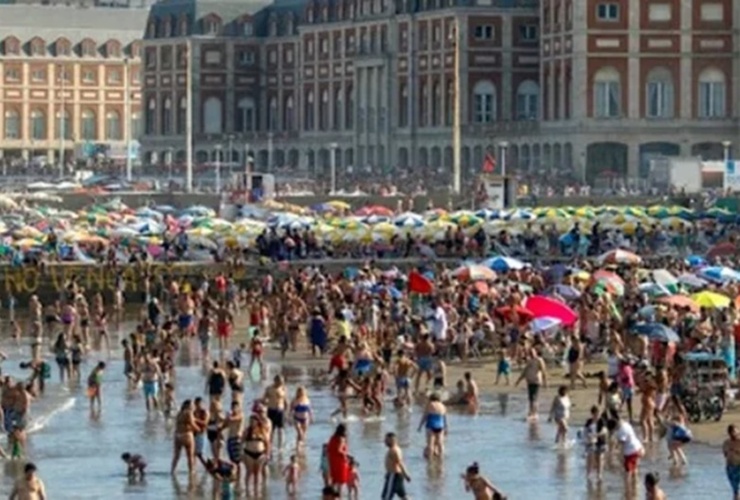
[
  {"left": 515, "top": 348, "right": 548, "bottom": 419},
  {"left": 382, "top": 432, "right": 410, "bottom": 499}
]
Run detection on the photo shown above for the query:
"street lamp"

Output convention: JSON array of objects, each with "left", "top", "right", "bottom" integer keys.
[
  {"left": 499, "top": 141, "right": 509, "bottom": 177},
  {"left": 722, "top": 140, "right": 732, "bottom": 163},
  {"left": 167, "top": 146, "right": 174, "bottom": 183},
  {"left": 214, "top": 144, "right": 222, "bottom": 192},
  {"left": 329, "top": 142, "right": 338, "bottom": 194}
]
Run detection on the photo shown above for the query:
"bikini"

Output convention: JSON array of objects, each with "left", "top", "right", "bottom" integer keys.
[
  {"left": 243, "top": 434, "right": 266, "bottom": 460},
  {"left": 228, "top": 375, "right": 244, "bottom": 393},
  {"left": 293, "top": 403, "right": 311, "bottom": 424},
  {"left": 206, "top": 417, "right": 220, "bottom": 442}
]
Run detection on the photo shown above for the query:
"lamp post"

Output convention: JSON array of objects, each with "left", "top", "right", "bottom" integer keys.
[
  {"left": 499, "top": 141, "right": 509, "bottom": 177},
  {"left": 214, "top": 144, "right": 222, "bottom": 192},
  {"left": 167, "top": 146, "right": 173, "bottom": 184},
  {"left": 58, "top": 64, "right": 65, "bottom": 177},
  {"left": 723, "top": 140, "right": 732, "bottom": 164},
  {"left": 329, "top": 142, "right": 338, "bottom": 194},
  {"left": 451, "top": 18, "right": 462, "bottom": 194},
  {"left": 124, "top": 57, "right": 132, "bottom": 182}
]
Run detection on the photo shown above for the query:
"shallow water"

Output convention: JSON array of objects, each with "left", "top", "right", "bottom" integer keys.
[{"left": 0, "top": 327, "right": 730, "bottom": 499}]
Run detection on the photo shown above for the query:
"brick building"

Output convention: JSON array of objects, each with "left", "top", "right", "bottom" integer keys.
[
  {"left": 0, "top": 4, "right": 147, "bottom": 165},
  {"left": 141, "top": 0, "right": 740, "bottom": 182}
]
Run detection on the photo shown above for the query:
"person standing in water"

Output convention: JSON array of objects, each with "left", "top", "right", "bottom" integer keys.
[
  {"left": 462, "top": 462, "right": 507, "bottom": 500},
  {"left": 515, "top": 348, "right": 548, "bottom": 420},
  {"left": 9, "top": 462, "right": 46, "bottom": 500},
  {"left": 381, "top": 432, "right": 411, "bottom": 500},
  {"left": 644, "top": 472, "right": 666, "bottom": 500},
  {"left": 418, "top": 393, "right": 447, "bottom": 459},
  {"left": 141, "top": 354, "right": 162, "bottom": 412},
  {"left": 263, "top": 375, "right": 288, "bottom": 450},
  {"left": 87, "top": 361, "right": 106, "bottom": 414},
  {"left": 393, "top": 351, "right": 416, "bottom": 408},
  {"left": 548, "top": 386, "right": 572, "bottom": 446},
  {"left": 724, "top": 424, "right": 740, "bottom": 500},
  {"left": 171, "top": 400, "right": 197, "bottom": 477}
]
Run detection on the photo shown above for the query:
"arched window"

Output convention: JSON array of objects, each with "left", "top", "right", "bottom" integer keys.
[
  {"left": 145, "top": 98, "right": 156, "bottom": 134},
  {"left": 420, "top": 82, "right": 429, "bottom": 126},
  {"left": 516, "top": 80, "right": 539, "bottom": 120},
  {"left": 56, "top": 110, "right": 71, "bottom": 139},
  {"left": 131, "top": 112, "right": 142, "bottom": 139},
  {"left": 472, "top": 80, "right": 496, "bottom": 123},
  {"left": 235, "top": 97, "right": 255, "bottom": 132},
  {"left": 203, "top": 15, "right": 221, "bottom": 36},
  {"left": 645, "top": 67, "right": 674, "bottom": 119},
  {"left": 161, "top": 97, "right": 172, "bottom": 134},
  {"left": 698, "top": 67, "right": 726, "bottom": 118},
  {"left": 593, "top": 67, "right": 621, "bottom": 118},
  {"left": 4, "top": 110, "right": 19, "bottom": 139},
  {"left": 304, "top": 90, "right": 315, "bottom": 130},
  {"left": 106, "top": 111, "right": 121, "bottom": 140},
  {"left": 346, "top": 86, "right": 354, "bottom": 128},
  {"left": 30, "top": 110, "right": 46, "bottom": 140},
  {"left": 81, "top": 109, "right": 96, "bottom": 140},
  {"left": 177, "top": 96, "right": 186, "bottom": 134},
  {"left": 284, "top": 95, "right": 295, "bottom": 131},
  {"left": 203, "top": 96, "right": 223, "bottom": 134},
  {"left": 333, "top": 87, "right": 343, "bottom": 130},
  {"left": 319, "top": 89, "right": 329, "bottom": 130}
]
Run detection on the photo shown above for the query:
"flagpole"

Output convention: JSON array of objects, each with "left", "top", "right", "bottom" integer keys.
[
  {"left": 185, "top": 39, "right": 193, "bottom": 193},
  {"left": 452, "top": 17, "right": 461, "bottom": 195}
]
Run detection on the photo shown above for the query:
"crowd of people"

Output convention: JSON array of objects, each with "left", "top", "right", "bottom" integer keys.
[{"left": 3, "top": 243, "right": 740, "bottom": 498}]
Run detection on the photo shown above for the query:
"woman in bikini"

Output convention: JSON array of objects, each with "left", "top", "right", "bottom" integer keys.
[
  {"left": 290, "top": 386, "right": 313, "bottom": 449},
  {"left": 639, "top": 375, "right": 657, "bottom": 443},
  {"left": 60, "top": 302, "right": 76, "bottom": 339},
  {"left": 206, "top": 399, "right": 225, "bottom": 459},
  {"left": 170, "top": 399, "right": 197, "bottom": 477},
  {"left": 242, "top": 414, "right": 269, "bottom": 496},
  {"left": 330, "top": 369, "right": 362, "bottom": 420},
  {"left": 77, "top": 297, "right": 90, "bottom": 348}
]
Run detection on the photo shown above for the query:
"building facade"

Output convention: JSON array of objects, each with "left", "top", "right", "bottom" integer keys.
[
  {"left": 142, "top": 0, "right": 540, "bottom": 179},
  {"left": 0, "top": 4, "right": 147, "bottom": 164},
  {"left": 141, "top": 0, "right": 740, "bottom": 181}
]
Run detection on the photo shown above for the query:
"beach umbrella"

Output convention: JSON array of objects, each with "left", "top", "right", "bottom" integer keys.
[
  {"left": 707, "top": 242, "right": 737, "bottom": 259},
  {"left": 573, "top": 207, "right": 596, "bottom": 219},
  {"left": 703, "top": 207, "right": 734, "bottom": 220},
  {"left": 531, "top": 316, "right": 563, "bottom": 333},
  {"left": 631, "top": 323, "right": 680, "bottom": 343},
  {"left": 685, "top": 255, "right": 706, "bottom": 267},
  {"left": 408, "top": 271, "right": 434, "bottom": 295},
  {"left": 448, "top": 211, "right": 483, "bottom": 227},
  {"left": 475, "top": 209, "right": 501, "bottom": 221},
  {"left": 597, "top": 248, "right": 642, "bottom": 265},
  {"left": 691, "top": 291, "right": 731, "bottom": 309},
  {"left": 657, "top": 295, "right": 699, "bottom": 313},
  {"left": 638, "top": 282, "right": 672, "bottom": 298},
  {"left": 502, "top": 208, "right": 535, "bottom": 221},
  {"left": 677, "top": 274, "right": 708, "bottom": 289},
  {"left": 546, "top": 284, "right": 582, "bottom": 300},
  {"left": 422, "top": 220, "right": 457, "bottom": 241},
  {"left": 327, "top": 200, "right": 351, "bottom": 211},
  {"left": 537, "top": 208, "right": 569, "bottom": 219},
  {"left": 697, "top": 266, "right": 740, "bottom": 284},
  {"left": 393, "top": 212, "right": 425, "bottom": 228},
  {"left": 423, "top": 208, "right": 448, "bottom": 221},
  {"left": 135, "top": 207, "right": 163, "bottom": 219},
  {"left": 451, "top": 264, "right": 497, "bottom": 282},
  {"left": 183, "top": 205, "right": 215, "bottom": 217},
  {"left": 524, "top": 295, "right": 578, "bottom": 326},
  {"left": 652, "top": 269, "right": 678, "bottom": 292},
  {"left": 660, "top": 217, "right": 692, "bottom": 231},
  {"left": 362, "top": 214, "right": 391, "bottom": 225},
  {"left": 483, "top": 256, "right": 526, "bottom": 272}
]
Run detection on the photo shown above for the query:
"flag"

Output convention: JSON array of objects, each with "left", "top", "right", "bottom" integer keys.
[{"left": 482, "top": 153, "right": 496, "bottom": 173}]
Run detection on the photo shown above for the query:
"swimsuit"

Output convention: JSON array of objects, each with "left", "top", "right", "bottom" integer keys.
[
  {"left": 207, "top": 419, "right": 220, "bottom": 442},
  {"left": 293, "top": 403, "right": 310, "bottom": 424},
  {"left": 396, "top": 377, "right": 410, "bottom": 389},
  {"left": 178, "top": 314, "right": 193, "bottom": 331},
  {"left": 267, "top": 408, "right": 285, "bottom": 429},
  {"left": 143, "top": 380, "right": 159, "bottom": 398},
  {"left": 217, "top": 321, "right": 232, "bottom": 338},
  {"left": 209, "top": 373, "right": 226, "bottom": 397},
  {"left": 354, "top": 358, "right": 373, "bottom": 377},
  {"left": 226, "top": 436, "right": 242, "bottom": 462},
  {"left": 426, "top": 412, "right": 445, "bottom": 433},
  {"left": 243, "top": 435, "right": 265, "bottom": 460},
  {"left": 194, "top": 432, "right": 206, "bottom": 455},
  {"left": 727, "top": 464, "right": 740, "bottom": 495},
  {"left": 418, "top": 356, "right": 433, "bottom": 372},
  {"left": 497, "top": 359, "right": 511, "bottom": 375},
  {"left": 228, "top": 375, "right": 243, "bottom": 393}
]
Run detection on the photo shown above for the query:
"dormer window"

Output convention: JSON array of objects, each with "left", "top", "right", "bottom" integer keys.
[
  {"left": 56, "top": 39, "right": 71, "bottom": 56},
  {"left": 4, "top": 37, "right": 20, "bottom": 56},
  {"left": 269, "top": 16, "right": 278, "bottom": 36},
  {"left": 81, "top": 39, "right": 97, "bottom": 57},
  {"left": 147, "top": 20, "right": 157, "bottom": 38},
  {"left": 243, "top": 21, "right": 254, "bottom": 36},
  {"left": 178, "top": 15, "right": 189, "bottom": 36},
  {"left": 307, "top": 4, "right": 315, "bottom": 23},
  {"left": 129, "top": 42, "right": 141, "bottom": 59},
  {"left": 286, "top": 14, "right": 295, "bottom": 34},
  {"left": 30, "top": 38, "right": 45, "bottom": 57},
  {"left": 203, "top": 15, "right": 221, "bottom": 36},
  {"left": 106, "top": 41, "right": 121, "bottom": 58},
  {"left": 162, "top": 19, "right": 172, "bottom": 37}
]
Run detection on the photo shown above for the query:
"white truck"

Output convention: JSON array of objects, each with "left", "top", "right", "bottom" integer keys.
[{"left": 649, "top": 157, "right": 703, "bottom": 193}]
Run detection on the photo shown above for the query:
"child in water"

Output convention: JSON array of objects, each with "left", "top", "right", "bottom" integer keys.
[
  {"left": 347, "top": 456, "right": 361, "bottom": 500},
  {"left": 87, "top": 361, "right": 106, "bottom": 413},
  {"left": 162, "top": 382, "right": 176, "bottom": 418},
  {"left": 495, "top": 348, "right": 511, "bottom": 386},
  {"left": 462, "top": 462, "right": 507, "bottom": 499},
  {"left": 283, "top": 454, "right": 300, "bottom": 496},
  {"left": 121, "top": 452, "right": 147, "bottom": 480}
]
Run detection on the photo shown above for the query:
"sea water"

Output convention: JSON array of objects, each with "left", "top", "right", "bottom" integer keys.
[{"left": 0, "top": 326, "right": 730, "bottom": 499}]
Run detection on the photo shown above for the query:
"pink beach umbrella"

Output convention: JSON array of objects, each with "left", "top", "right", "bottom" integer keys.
[{"left": 524, "top": 295, "right": 578, "bottom": 326}]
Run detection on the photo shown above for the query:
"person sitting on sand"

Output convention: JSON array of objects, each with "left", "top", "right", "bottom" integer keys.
[{"left": 121, "top": 452, "right": 147, "bottom": 480}]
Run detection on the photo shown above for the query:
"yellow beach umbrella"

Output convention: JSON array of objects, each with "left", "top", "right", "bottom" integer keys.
[
  {"left": 691, "top": 291, "right": 731, "bottom": 309},
  {"left": 327, "top": 200, "right": 351, "bottom": 211}
]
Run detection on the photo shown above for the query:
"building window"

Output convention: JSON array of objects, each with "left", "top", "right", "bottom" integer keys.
[
  {"left": 597, "top": 3, "right": 619, "bottom": 21},
  {"left": 108, "top": 69, "right": 121, "bottom": 84},
  {"left": 320, "top": 38, "right": 328, "bottom": 54},
  {"left": 472, "top": 80, "right": 496, "bottom": 123},
  {"left": 648, "top": 3, "right": 672, "bottom": 22},
  {"left": 432, "top": 81, "right": 441, "bottom": 126},
  {"left": 31, "top": 69, "right": 46, "bottom": 83},
  {"left": 177, "top": 96, "right": 186, "bottom": 134},
  {"left": 242, "top": 22, "right": 254, "bottom": 36},
  {"left": 700, "top": 3, "right": 723, "bottom": 22},
  {"left": 161, "top": 97, "right": 172, "bottom": 134},
  {"left": 106, "top": 42, "right": 121, "bottom": 58},
  {"left": 106, "top": 111, "right": 121, "bottom": 140},
  {"left": 333, "top": 87, "right": 343, "bottom": 130},
  {"left": 284, "top": 48, "right": 294, "bottom": 64},
  {"left": 132, "top": 69, "right": 141, "bottom": 84},
  {"left": 204, "top": 50, "right": 221, "bottom": 65},
  {"left": 30, "top": 40, "right": 45, "bottom": 56},
  {"left": 268, "top": 97, "right": 277, "bottom": 131},
  {"left": 433, "top": 25, "right": 441, "bottom": 44},
  {"left": 56, "top": 110, "right": 72, "bottom": 140},
  {"left": 4, "top": 110, "right": 19, "bottom": 139},
  {"left": 204, "top": 17, "right": 221, "bottom": 35},
  {"left": 239, "top": 50, "right": 255, "bottom": 66},
  {"left": 145, "top": 48, "right": 156, "bottom": 69},
  {"left": 31, "top": 110, "right": 45, "bottom": 140},
  {"left": 81, "top": 110, "right": 96, "bottom": 140},
  {"left": 4, "top": 38, "right": 19, "bottom": 55},
  {"left": 474, "top": 25, "right": 494, "bottom": 40},
  {"left": 304, "top": 90, "right": 315, "bottom": 130},
  {"left": 268, "top": 49, "right": 277, "bottom": 65},
  {"left": 4, "top": 68, "right": 19, "bottom": 82},
  {"left": 698, "top": 68, "right": 726, "bottom": 118},
  {"left": 445, "top": 80, "right": 453, "bottom": 126},
  {"left": 593, "top": 67, "right": 621, "bottom": 118},
  {"left": 284, "top": 95, "right": 294, "bottom": 131},
  {"left": 146, "top": 98, "right": 156, "bottom": 134},
  {"left": 203, "top": 96, "right": 223, "bottom": 134},
  {"left": 307, "top": 40, "right": 315, "bottom": 57},
  {"left": 81, "top": 40, "right": 96, "bottom": 57},
  {"left": 83, "top": 70, "right": 96, "bottom": 84},
  {"left": 645, "top": 68, "right": 674, "bottom": 118},
  {"left": 319, "top": 89, "right": 329, "bottom": 130},
  {"left": 236, "top": 97, "right": 255, "bottom": 132},
  {"left": 516, "top": 80, "right": 539, "bottom": 120},
  {"left": 519, "top": 24, "right": 538, "bottom": 41},
  {"left": 346, "top": 86, "right": 354, "bottom": 128},
  {"left": 131, "top": 112, "right": 142, "bottom": 139}
]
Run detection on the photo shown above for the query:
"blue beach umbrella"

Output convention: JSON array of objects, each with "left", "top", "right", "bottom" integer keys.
[
  {"left": 483, "top": 256, "right": 526, "bottom": 272},
  {"left": 631, "top": 323, "right": 680, "bottom": 343},
  {"left": 685, "top": 255, "right": 706, "bottom": 267},
  {"left": 546, "top": 284, "right": 582, "bottom": 300},
  {"left": 697, "top": 266, "right": 740, "bottom": 284}
]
